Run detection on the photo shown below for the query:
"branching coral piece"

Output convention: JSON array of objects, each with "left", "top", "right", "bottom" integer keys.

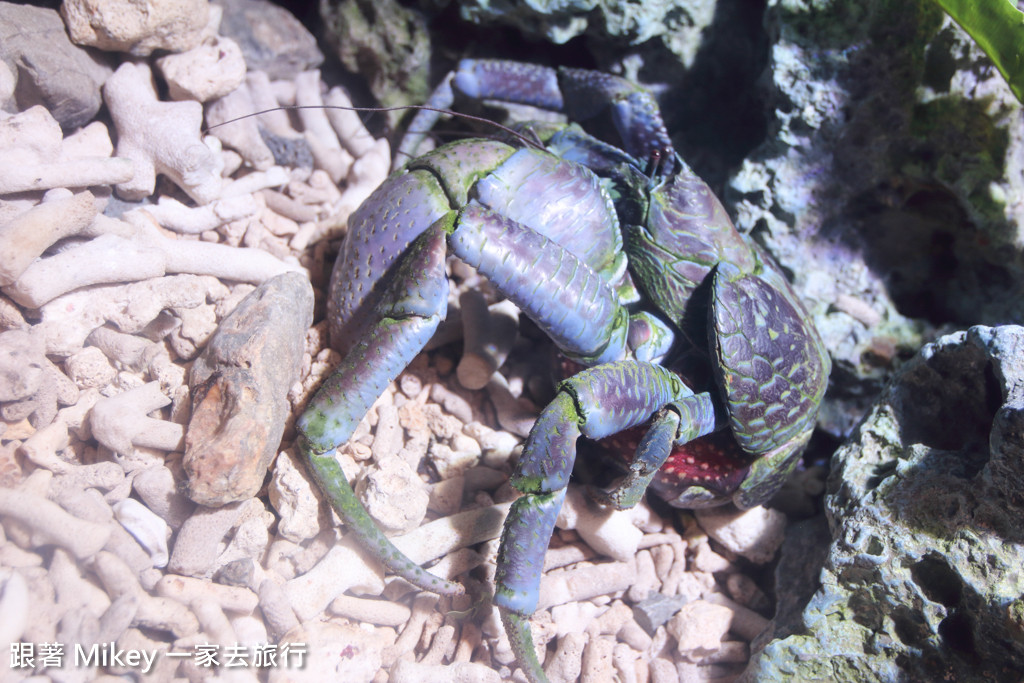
[
  {"left": 138, "top": 195, "right": 259, "bottom": 234},
  {"left": 103, "top": 62, "right": 223, "bottom": 203},
  {"left": 90, "top": 382, "right": 184, "bottom": 456},
  {"left": 0, "top": 191, "right": 97, "bottom": 286},
  {"left": 324, "top": 86, "right": 378, "bottom": 158},
  {"left": 0, "top": 329, "right": 78, "bottom": 428},
  {"left": 0, "top": 488, "right": 111, "bottom": 559},
  {"left": 0, "top": 106, "right": 132, "bottom": 194},
  {"left": 295, "top": 70, "right": 352, "bottom": 183},
  {"left": 35, "top": 274, "right": 225, "bottom": 357},
  {"left": 205, "top": 82, "right": 277, "bottom": 171},
  {"left": 3, "top": 210, "right": 301, "bottom": 308}
]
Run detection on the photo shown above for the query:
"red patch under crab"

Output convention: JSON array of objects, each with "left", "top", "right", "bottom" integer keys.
[
  {"left": 557, "top": 356, "right": 753, "bottom": 503},
  {"left": 603, "top": 427, "right": 754, "bottom": 501}
]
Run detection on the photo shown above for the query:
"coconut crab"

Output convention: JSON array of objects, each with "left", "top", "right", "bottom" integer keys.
[{"left": 296, "top": 59, "right": 830, "bottom": 682}]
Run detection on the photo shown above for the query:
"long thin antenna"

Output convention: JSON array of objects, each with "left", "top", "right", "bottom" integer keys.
[{"left": 203, "top": 103, "right": 545, "bottom": 152}]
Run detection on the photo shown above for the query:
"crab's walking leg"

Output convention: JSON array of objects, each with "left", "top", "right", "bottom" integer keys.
[
  {"left": 399, "top": 59, "right": 676, "bottom": 175},
  {"left": 600, "top": 393, "right": 718, "bottom": 510},
  {"left": 393, "top": 72, "right": 455, "bottom": 170},
  {"left": 396, "top": 61, "right": 566, "bottom": 168},
  {"left": 297, "top": 222, "right": 463, "bottom": 596},
  {"left": 495, "top": 362, "right": 718, "bottom": 682}
]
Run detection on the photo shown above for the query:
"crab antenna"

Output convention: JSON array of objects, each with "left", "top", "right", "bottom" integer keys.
[{"left": 202, "top": 103, "right": 546, "bottom": 152}]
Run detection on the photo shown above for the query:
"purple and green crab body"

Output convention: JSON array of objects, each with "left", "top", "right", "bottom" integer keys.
[{"left": 295, "top": 60, "right": 831, "bottom": 683}]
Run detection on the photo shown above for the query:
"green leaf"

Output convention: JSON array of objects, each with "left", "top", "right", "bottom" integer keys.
[{"left": 931, "top": 0, "right": 1024, "bottom": 102}]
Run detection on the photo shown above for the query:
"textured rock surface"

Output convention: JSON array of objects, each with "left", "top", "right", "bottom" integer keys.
[
  {"left": 61, "top": 0, "right": 211, "bottom": 56},
  {"left": 214, "top": 0, "right": 323, "bottom": 80},
  {"left": 451, "top": 0, "right": 717, "bottom": 61},
  {"left": 0, "top": 2, "right": 113, "bottom": 130},
  {"left": 727, "top": 0, "right": 1024, "bottom": 437},
  {"left": 320, "top": 0, "right": 432, "bottom": 121},
  {"left": 185, "top": 272, "right": 314, "bottom": 506},
  {"left": 742, "top": 325, "right": 1024, "bottom": 681}
]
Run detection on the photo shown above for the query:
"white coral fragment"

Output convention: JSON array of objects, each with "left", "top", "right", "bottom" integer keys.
[{"left": 103, "top": 62, "right": 223, "bottom": 203}]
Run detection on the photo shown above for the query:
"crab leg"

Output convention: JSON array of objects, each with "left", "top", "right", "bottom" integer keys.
[
  {"left": 600, "top": 393, "right": 718, "bottom": 510},
  {"left": 398, "top": 59, "right": 676, "bottom": 175},
  {"left": 297, "top": 222, "right": 463, "bottom": 596},
  {"left": 494, "top": 361, "right": 719, "bottom": 682},
  {"left": 396, "top": 61, "right": 565, "bottom": 168},
  {"left": 450, "top": 203, "right": 629, "bottom": 365}
]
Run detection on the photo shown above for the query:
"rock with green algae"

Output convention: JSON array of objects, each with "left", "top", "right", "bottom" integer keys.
[
  {"left": 319, "top": 0, "right": 431, "bottom": 127},
  {"left": 741, "top": 325, "right": 1024, "bottom": 682}
]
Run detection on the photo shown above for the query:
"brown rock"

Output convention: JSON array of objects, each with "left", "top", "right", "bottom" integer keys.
[{"left": 184, "top": 272, "right": 313, "bottom": 506}]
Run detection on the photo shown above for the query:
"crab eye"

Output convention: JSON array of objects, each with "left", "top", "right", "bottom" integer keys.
[{"left": 646, "top": 148, "right": 663, "bottom": 177}]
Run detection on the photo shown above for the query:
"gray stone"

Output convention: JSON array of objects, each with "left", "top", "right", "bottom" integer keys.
[
  {"left": 184, "top": 272, "right": 314, "bottom": 506},
  {"left": 0, "top": 2, "right": 113, "bottom": 130},
  {"left": 742, "top": 325, "right": 1024, "bottom": 682},
  {"left": 632, "top": 591, "right": 689, "bottom": 635},
  {"left": 260, "top": 127, "right": 314, "bottom": 170},
  {"left": 214, "top": 0, "right": 323, "bottom": 80}
]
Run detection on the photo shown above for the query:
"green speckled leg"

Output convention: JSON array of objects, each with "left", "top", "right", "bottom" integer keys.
[
  {"left": 502, "top": 609, "right": 548, "bottom": 683},
  {"left": 394, "top": 72, "right": 454, "bottom": 168},
  {"left": 600, "top": 393, "right": 718, "bottom": 510},
  {"left": 298, "top": 222, "right": 463, "bottom": 596},
  {"left": 302, "top": 444, "right": 462, "bottom": 595},
  {"left": 494, "top": 361, "right": 704, "bottom": 682}
]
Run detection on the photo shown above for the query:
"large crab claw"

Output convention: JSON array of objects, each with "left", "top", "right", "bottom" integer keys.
[
  {"left": 495, "top": 284, "right": 828, "bottom": 682},
  {"left": 709, "top": 258, "right": 831, "bottom": 508}
]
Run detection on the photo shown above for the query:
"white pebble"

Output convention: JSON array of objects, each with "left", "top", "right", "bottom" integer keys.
[
  {"left": 695, "top": 505, "right": 787, "bottom": 564},
  {"left": 284, "top": 538, "right": 384, "bottom": 622},
  {"left": 113, "top": 498, "right": 170, "bottom": 568},
  {"left": 557, "top": 486, "right": 643, "bottom": 562}
]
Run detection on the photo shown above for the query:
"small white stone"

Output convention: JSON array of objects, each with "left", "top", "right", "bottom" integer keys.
[
  {"left": 269, "top": 620, "right": 389, "bottom": 683},
  {"left": 389, "top": 660, "right": 502, "bottom": 683},
  {"left": 269, "top": 448, "right": 324, "bottom": 542},
  {"left": 557, "top": 486, "right": 643, "bottom": 562},
  {"left": 113, "top": 498, "right": 170, "bottom": 568},
  {"left": 157, "top": 36, "right": 246, "bottom": 102},
  {"left": 429, "top": 440, "right": 480, "bottom": 480},
  {"left": 666, "top": 599, "right": 733, "bottom": 662},
  {"left": 284, "top": 539, "right": 385, "bottom": 622},
  {"left": 550, "top": 601, "right": 602, "bottom": 638},
  {"left": 464, "top": 421, "right": 520, "bottom": 468},
  {"left": 356, "top": 456, "right": 429, "bottom": 534},
  {"left": 695, "top": 505, "right": 787, "bottom": 564},
  {"left": 64, "top": 345, "right": 117, "bottom": 389}
]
